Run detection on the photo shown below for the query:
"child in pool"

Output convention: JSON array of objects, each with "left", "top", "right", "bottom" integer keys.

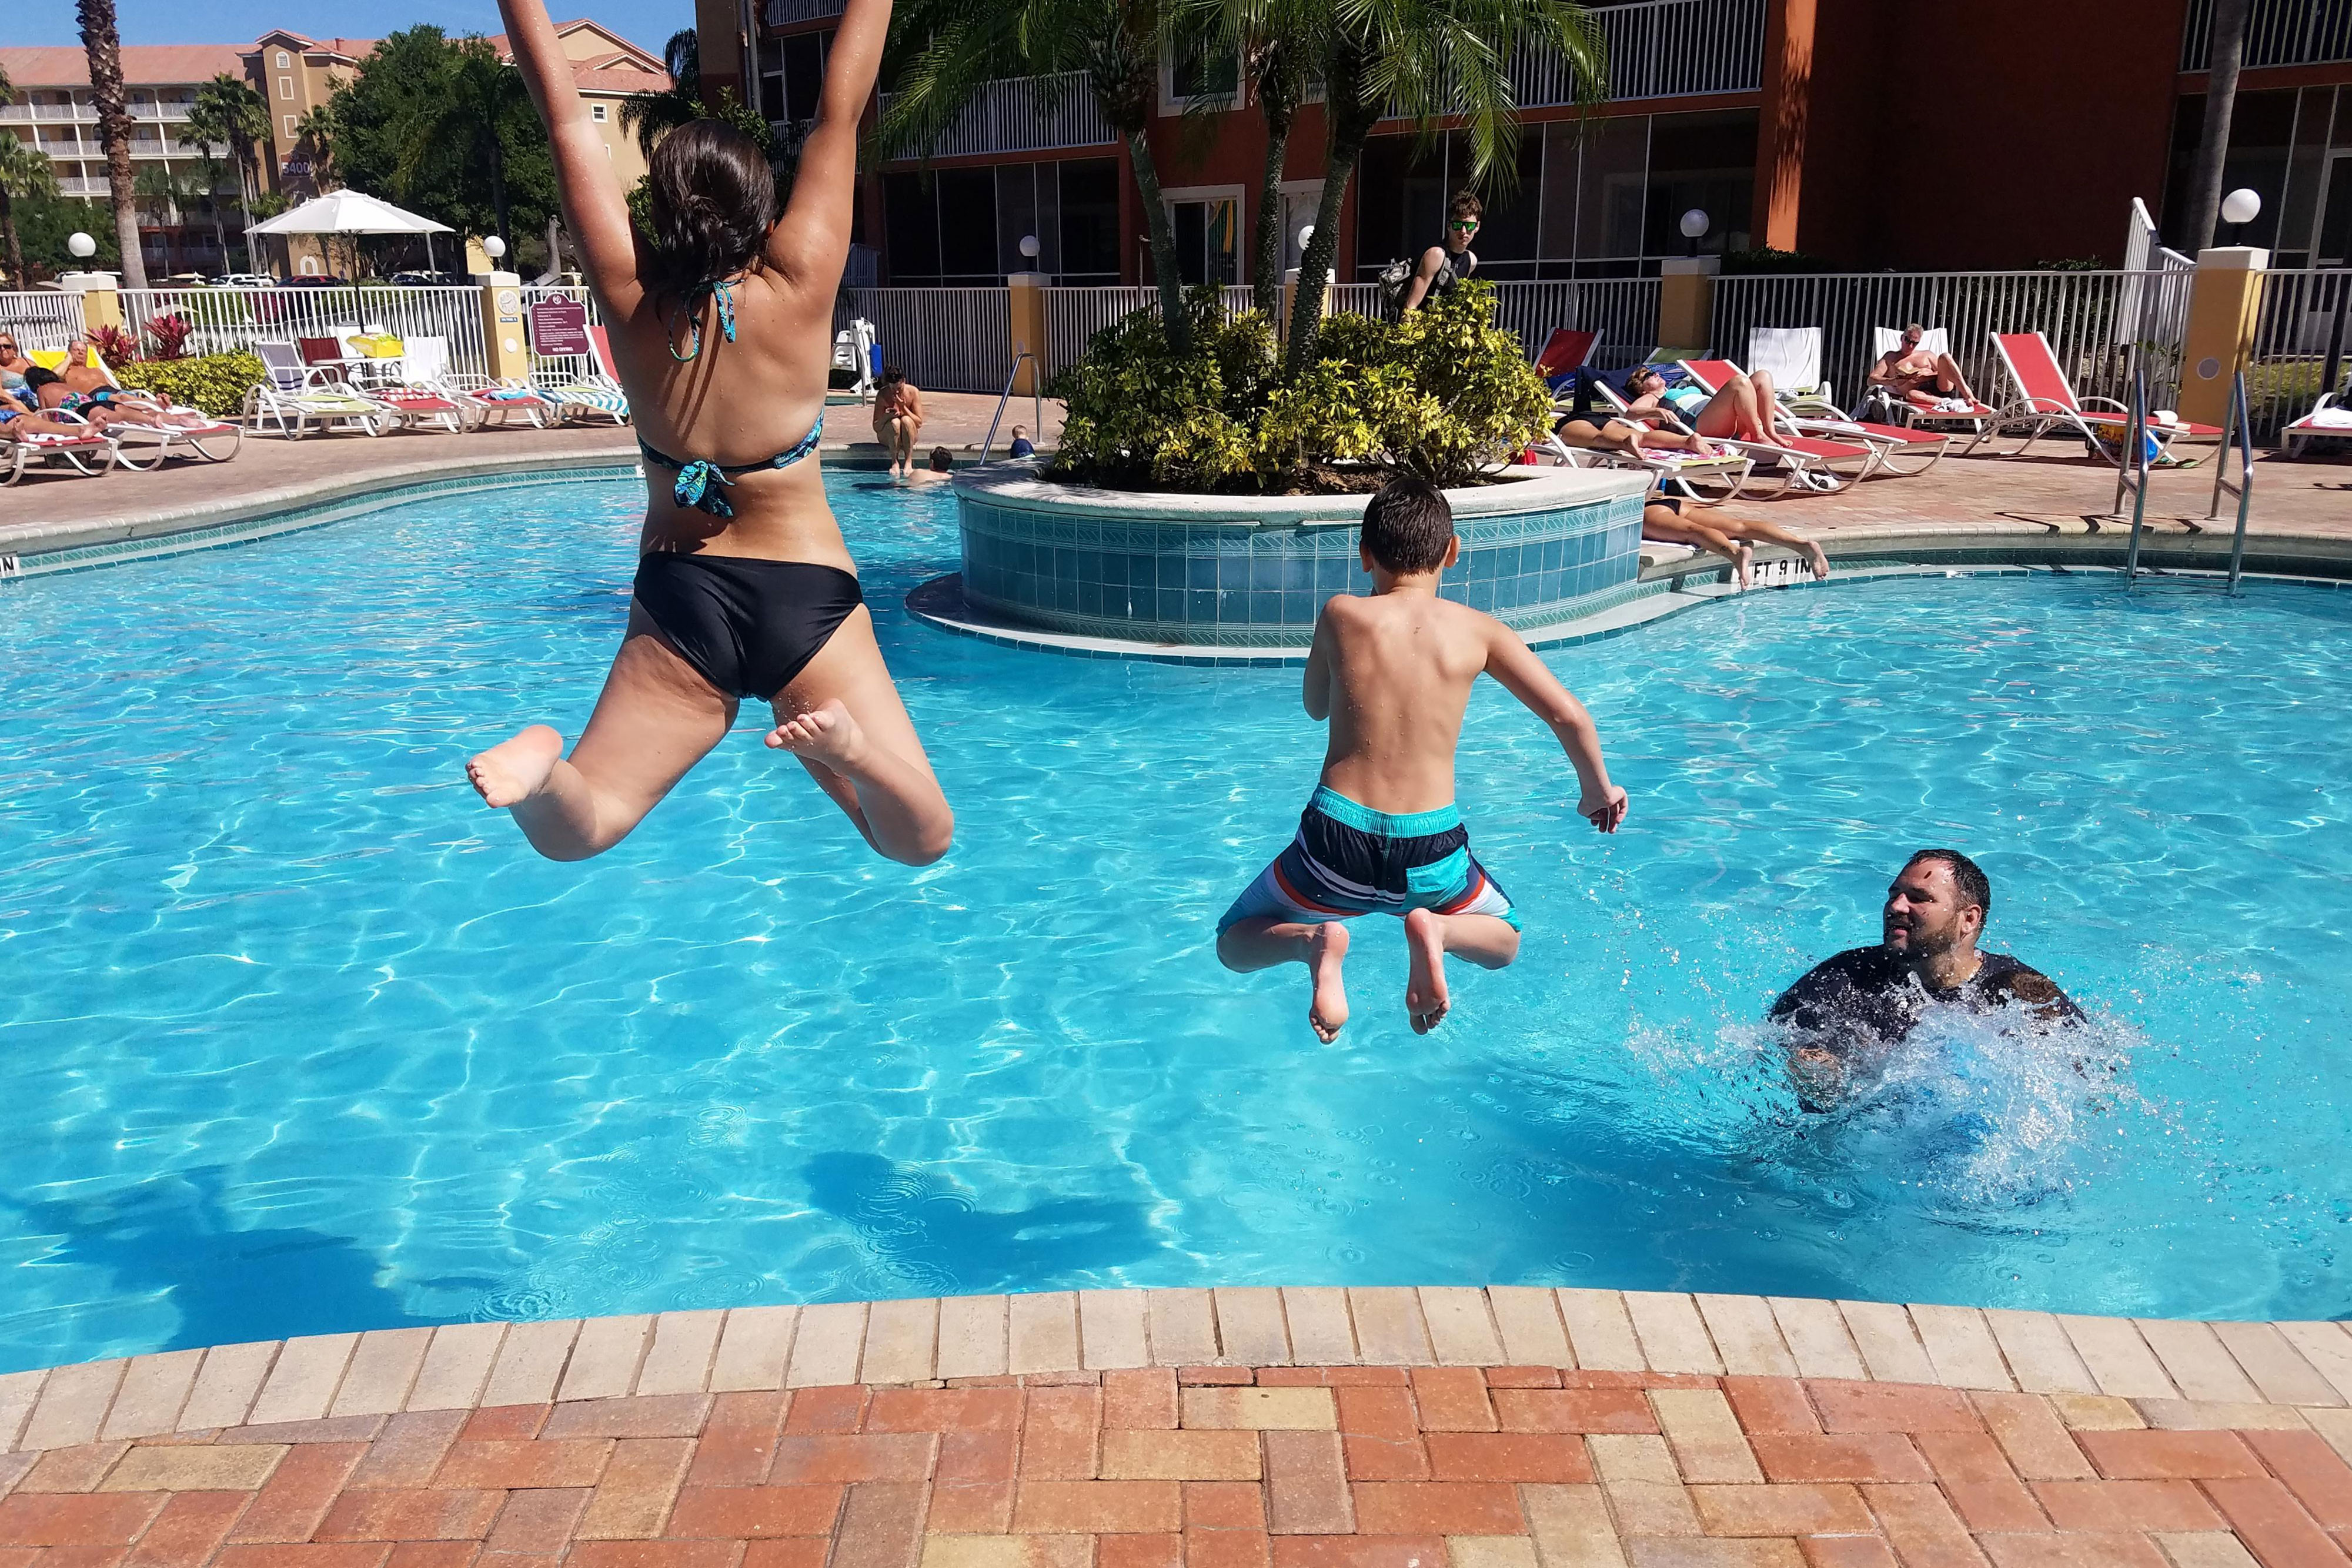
[{"left": 1216, "top": 476, "right": 1629, "bottom": 1040}]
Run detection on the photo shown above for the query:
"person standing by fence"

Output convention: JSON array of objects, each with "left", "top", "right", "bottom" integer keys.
[{"left": 1389, "top": 193, "right": 1482, "bottom": 317}]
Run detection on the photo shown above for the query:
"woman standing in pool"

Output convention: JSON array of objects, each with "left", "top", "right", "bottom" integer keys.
[{"left": 466, "top": 0, "right": 953, "bottom": 868}]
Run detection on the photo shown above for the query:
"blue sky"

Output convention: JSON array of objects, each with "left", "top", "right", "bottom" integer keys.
[{"left": 6, "top": 0, "right": 693, "bottom": 54}]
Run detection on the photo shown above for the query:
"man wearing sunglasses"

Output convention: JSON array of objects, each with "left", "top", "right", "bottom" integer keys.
[{"left": 1398, "top": 192, "right": 1482, "bottom": 315}]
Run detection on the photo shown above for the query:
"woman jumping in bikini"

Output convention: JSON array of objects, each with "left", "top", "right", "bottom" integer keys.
[{"left": 465, "top": 0, "right": 953, "bottom": 869}]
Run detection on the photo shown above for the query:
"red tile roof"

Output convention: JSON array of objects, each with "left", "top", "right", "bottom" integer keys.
[{"left": 0, "top": 44, "right": 249, "bottom": 89}]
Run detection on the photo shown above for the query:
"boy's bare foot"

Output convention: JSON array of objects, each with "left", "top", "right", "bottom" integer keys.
[
  {"left": 767, "top": 698, "right": 867, "bottom": 771},
  {"left": 467, "top": 724, "right": 564, "bottom": 808},
  {"left": 1404, "top": 907, "right": 1450, "bottom": 1034},
  {"left": 1307, "top": 921, "right": 1350, "bottom": 1042},
  {"left": 1803, "top": 539, "right": 1831, "bottom": 580}
]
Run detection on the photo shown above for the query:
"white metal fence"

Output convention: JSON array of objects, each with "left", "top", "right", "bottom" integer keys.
[
  {"left": 878, "top": 71, "right": 1118, "bottom": 160},
  {"left": 1481, "top": 279, "right": 1664, "bottom": 363},
  {"left": 1708, "top": 269, "right": 2199, "bottom": 416},
  {"left": 837, "top": 286, "right": 1013, "bottom": 392},
  {"left": 0, "top": 290, "right": 95, "bottom": 348},
  {"left": 1512, "top": 0, "right": 1766, "bottom": 107},
  {"left": 2247, "top": 268, "right": 2352, "bottom": 443},
  {"left": 2182, "top": 0, "right": 2352, "bottom": 69},
  {"left": 113, "top": 285, "right": 493, "bottom": 376}
]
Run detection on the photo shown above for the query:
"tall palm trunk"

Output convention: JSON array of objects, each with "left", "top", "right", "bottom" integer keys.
[
  {"left": 489, "top": 136, "right": 509, "bottom": 249},
  {"left": 2184, "top": 0, "right": 2254, "bottom": 251},
  {"left": 78, "top": 0, "right": 148, "bottom": 289},
  {"left": 1126, "top": 128, "right": 1190, "bottom": 350},
  {"left": 1250, "top": 76, "right": 1296, "bottom": 320},
  {"left": 1284, "top": 44, "right": 1374, "bottom": 377}
]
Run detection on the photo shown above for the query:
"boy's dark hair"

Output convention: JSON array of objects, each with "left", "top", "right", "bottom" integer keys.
[
  {"left": 644, "top": 119, "right": 777, "bottom": 297},
  {"left": 928, "top": 447, "right": 953, "bottom": 471},
  {"left": 1361, "top": 476, "right": 1454, "bottom": 574},
  {"left": 1907, "top": 848, "right": 1992, "bottom": 918},
  {"left": 1447, "top": 190, "right": 1483, "bottom": 222}
]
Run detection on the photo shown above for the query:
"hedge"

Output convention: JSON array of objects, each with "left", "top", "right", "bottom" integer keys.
[{"left": 112, "top": 353, "right": 268, "bottom": 417}]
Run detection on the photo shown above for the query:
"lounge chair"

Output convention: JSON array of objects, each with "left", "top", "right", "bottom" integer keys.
[
  {"left": 245, "top": 342, "right": 396, "bottom": 439},
  {"left": 2282, "top": 389, "right": 2352, "bottom": 459},
  {"left": 1866, "top": 327, "right": 1999, "bottom": 434},
  {"left": 1593, "top": 364, "right": 1875, "bottom": 494},
  {"left": 359, "top": 335, "right": 475, "bottom": 434},
  {"left": 29, "top": 345, "right": 241, "bottom": 468},
  {"left": 1534, "top": 329, "right": 1599, "bottom": 394},
  {"left": 536, "top": 324, "right": 630, "bottom": 427},
  {"left": 2, "top": 420, "right": 118, "bottom": 484},
  {"left": 1975, "top": 330, "right": 2221, "bottom": 466},
  {"left": 1549, "top": 366, "right": 1756, "bottom": 503},
  {"left": 832, "top": 316, "right": 878, "bottom": 401},
  {"left": 1680, "top": 352, "right": 1947, "bottom": 478}
]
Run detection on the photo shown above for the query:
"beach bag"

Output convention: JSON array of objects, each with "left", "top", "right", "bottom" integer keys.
[{"left": 1376, "top": 257, "right": 1415, "bottom": 317}]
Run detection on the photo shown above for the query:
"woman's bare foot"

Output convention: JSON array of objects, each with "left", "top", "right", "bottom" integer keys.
[
  {"left": 1307, "top": 921, "right": 1351, "bottom": 1042},
  {"left": 766, "top": 698, "right": 867, "bottom": 771},
  {"left": 1404, "top": 907, "right": 1450, "bottom": 1034},
  {"left": 1803, "top": 539, "right": 1831, "bottom": 580},
  {"left": 466, "top": 724, "right": 564, "bottom": 808},
  {"left": 1733, "top": 542, "right": 1754, "bottom": 590}
]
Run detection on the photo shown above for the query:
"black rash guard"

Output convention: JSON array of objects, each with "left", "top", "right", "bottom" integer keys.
[{"left": 1769, "top": 946, "right": 2085, "bottom": 1053}]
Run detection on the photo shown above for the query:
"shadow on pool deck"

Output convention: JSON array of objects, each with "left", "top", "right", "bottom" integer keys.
[{"left": 8, "top": 1165, "right": 440, "bottom": 1351}]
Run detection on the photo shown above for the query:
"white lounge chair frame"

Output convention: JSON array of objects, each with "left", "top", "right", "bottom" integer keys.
[{"left": 245, "top": 342, "right": 395, "bottom": 439}]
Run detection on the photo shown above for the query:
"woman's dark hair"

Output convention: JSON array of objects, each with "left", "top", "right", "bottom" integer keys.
[
  {"left": 644, "top": 119, "right": 777, "bottom": 296},
  {"left": 879, "top": 365, "right": 906, "bottom": 386},
  {"left": 22, "top": 366, "right": 61, "bottom": 389}
]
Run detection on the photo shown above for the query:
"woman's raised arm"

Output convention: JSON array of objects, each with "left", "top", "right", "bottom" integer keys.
[
  {"left": 765, "top": 0, "right": 891, "bottom": 286},
  {"left": 496, "top": 0, "right": 643, "bottom": 310}
]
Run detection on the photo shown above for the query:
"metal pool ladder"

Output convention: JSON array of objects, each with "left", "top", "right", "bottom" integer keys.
[
  {"left": 2207, "top": 370, "right": 2256, "bottom": 594},
  {"left": 983, "top": 352, "right": 1044, "bottom": 463}
]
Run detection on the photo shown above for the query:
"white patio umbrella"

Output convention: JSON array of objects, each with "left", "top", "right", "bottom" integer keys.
[{"left": 245, "top": 189, "right": 456, "bottom": 279}]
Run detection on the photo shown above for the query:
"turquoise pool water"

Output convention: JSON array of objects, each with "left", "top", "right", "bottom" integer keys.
[{"left": 2, "top": 473, "right": 2347, "bottom": 1370}]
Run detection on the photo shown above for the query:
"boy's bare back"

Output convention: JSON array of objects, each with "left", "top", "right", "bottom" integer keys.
[{"left": 1311, "top": 591, "right": 1498, "bottom": 816}]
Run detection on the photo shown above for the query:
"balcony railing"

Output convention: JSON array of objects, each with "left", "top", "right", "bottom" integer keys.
[
  {"left": 763, "top": 0, "right": 843, "bottom": 24},
  {"left": 2182, "top": 0, "right": 2352, "bottom": 69},
  {"left": 1515, "top": 0, "right": 1765, "bottom": 108},
  {"left": 878, "top": 71, "right": 1117, "bottom": 160}
]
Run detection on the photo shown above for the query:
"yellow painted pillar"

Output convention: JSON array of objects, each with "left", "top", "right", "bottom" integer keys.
[
  {"left": 75, "top": 285, "right": 125, "bottom": 336},
  {"left": 481, "top": 275, "right": 529, "bottom": 384},
  {"left": 1007, "top": 272, "right": 1048, "bottom": 394},
  {"left": 2176, "top": 246, "right": 2267, "bottom": 429},
  {"left": 1656, "top": 256, "right": 1718, "bottom": 355}
]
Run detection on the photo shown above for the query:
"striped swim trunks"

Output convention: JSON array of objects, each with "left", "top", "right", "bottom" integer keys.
[{"left": 1218, "top": 784, "right": 1521, "bottom": 934}]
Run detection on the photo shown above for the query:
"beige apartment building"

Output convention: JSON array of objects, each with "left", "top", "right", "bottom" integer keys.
[{"left": 0, "top": 18, "right": 666, "bottom": 280}]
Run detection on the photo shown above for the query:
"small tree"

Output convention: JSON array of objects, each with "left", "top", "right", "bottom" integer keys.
[
  {"left": 0, "top": 131, "right": 61, "bottom": 286},
  {"left": 189, "top": 73, "right": 269, "bottom": 269},
  {"left": 620, "top": 29, "right": 706, "bottom": 156},
  {"left": 881, "top": 0, "right": 1199, "bottom": 352},
  {"left": 394, "top": 41, "right": 533, "bottom": 248}
]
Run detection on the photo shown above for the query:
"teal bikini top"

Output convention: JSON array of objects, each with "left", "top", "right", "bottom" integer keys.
[{"left": 666, "top": 275, "right": 740, "bottom": 363}]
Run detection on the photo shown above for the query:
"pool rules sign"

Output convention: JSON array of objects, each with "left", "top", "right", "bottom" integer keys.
[{"left": 530, "top": 297, "right": 593, "bottom": 359}]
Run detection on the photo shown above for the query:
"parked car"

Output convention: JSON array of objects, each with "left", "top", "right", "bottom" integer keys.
[
  {"left": 156, "top": 272, "right": 212, "bottom": 287},
  {"left": 279, "top": 275, "right": 350, "bottom": 287},
  {"left": 387, "top": 270, "right": 463, "bottom": 287},
  {"left": 212, "top": 272, "right": 275, "bottom": 287}
]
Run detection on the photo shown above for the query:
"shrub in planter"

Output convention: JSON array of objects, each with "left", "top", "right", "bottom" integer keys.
[
  {"left": 113, "top": 352, "right": 267, "bottom": 417},
  {"left": 1048, "top": 282, "right": 1550, "bottom": 494}
]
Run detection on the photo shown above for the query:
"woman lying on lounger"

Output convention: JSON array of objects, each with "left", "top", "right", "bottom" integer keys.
[
  {"left": 465, "top": 0, "right": 953, "bottom": 870},
  {"left": 1556, "top": 367, "right": 1730, "bottom": 460}
]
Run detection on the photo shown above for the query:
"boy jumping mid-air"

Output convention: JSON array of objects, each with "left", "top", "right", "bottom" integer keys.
[{"left": 1217, "top": 477, "right": 1629, "bottom": 1040}]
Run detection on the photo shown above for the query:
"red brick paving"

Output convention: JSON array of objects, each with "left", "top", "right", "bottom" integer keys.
[{"left": 4, "top": 1370, "right": 2344, "bottom": 1568}]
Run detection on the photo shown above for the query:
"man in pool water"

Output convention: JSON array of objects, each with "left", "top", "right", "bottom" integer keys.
[
  {"left": 1216, "top": 477, "right": 1629, "bottom": 1041},
  {"left": 1771, "top": 849, "right": 2083, "bottom": 1108}
]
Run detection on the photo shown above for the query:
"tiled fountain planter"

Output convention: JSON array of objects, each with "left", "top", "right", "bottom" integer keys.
[{"left": 931, "top": 464, "right": 1655, "bottom": 651}]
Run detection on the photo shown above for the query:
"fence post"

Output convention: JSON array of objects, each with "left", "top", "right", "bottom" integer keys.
[
  {"left": 69, "top": 280, "right": 125, "bottom": 339},
  {"left": 1007, "top": 272, "right": 1048, "bottom": 393},
  {"left": 2176, "top": 245, "right": 2266, "bottom": 428},
  {"left": 480, "top": 276, "right": 529, "bottom": 385},
  {"left": 1656, "top": 256, "right": 1718, "bottom": 353}
]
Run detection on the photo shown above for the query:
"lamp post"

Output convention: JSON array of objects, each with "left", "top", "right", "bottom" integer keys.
[
  {"left": 483, "top": 235, "right": 507, "bottom": 265},
  {"left": 2220, "top": 188, "right": 2261, "bottom": 248},
  {"left": 1679, "top": 208, "right": 1709, "bottom": 259},
  {"left": 68, "top": 232, "right": 97, "bottom": 260}
]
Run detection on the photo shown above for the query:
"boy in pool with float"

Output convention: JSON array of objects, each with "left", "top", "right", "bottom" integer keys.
[{"left": 1217, "top": 477, "right": 1629, "bottom": 1039}]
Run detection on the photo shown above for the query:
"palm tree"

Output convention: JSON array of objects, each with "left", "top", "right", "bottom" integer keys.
[
  {"left": 881, "top": 0, "right": 1199, "bottom": 352},
  {"left": 620, "top": 29, "right": 705, "bottom": 157},
  {"left": 2183, "top": 0, "right": 2253, "bottom": 251},
  {"left": 1185, "top": 0, "right": 1318, "bottom": 319},
  {"left": 396, "top": 41, "right": 530, "bottom": 250},
  {"left": 132, "top": 161, "right": 202, "bottom": 269},
  {"left": 77, "top": 0, "right": 149, "bottom": 288},
  {"left": 1282, "top": 0, "right": 1602, "bottom": 376},
  {"left": 189, "top": 72, "right": 269, "bottom": 268},
  {"left": 295, "top": 103, "right": 340, "bottom": 189},
  {"left": 0, "top": 132, "right": 61, "bottom": 286}
]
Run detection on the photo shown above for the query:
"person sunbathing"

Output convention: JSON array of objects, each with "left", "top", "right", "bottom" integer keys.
[
  {"left": 0, "top": 385, "right": 105, "bottom": 441},
  {"left": 26, "top": 360, "right": 212, "bottom": 432},
  {"left": 1870, "top": 323, "right": 1977, "bottom": 412},
  {"left": 1640, "top": 499, "right": 1830, "bottom": 589},
  {"left": 464, "top": 0, "right": 952, "bottom": 870},
  {"left": 1556, "top": 368, "right": 1728, "bottom": 460}
]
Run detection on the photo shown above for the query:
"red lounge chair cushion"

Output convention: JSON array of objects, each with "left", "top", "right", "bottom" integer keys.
[
  {"left": 1777, "top": 434, "right": 1874, "bottom": 460},
  {"left": 8, "top": 429, "right": 109, "bottom": 447},
  {"left": 383, "top": 392, "right": 461, "bottom": 413},
  {"left": 1830, "top": 420, "right": 1947, "bottom": 447}
]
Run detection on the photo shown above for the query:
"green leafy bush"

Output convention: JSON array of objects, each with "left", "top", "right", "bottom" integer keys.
[
  {"left": 1048, "top": 282, "right": 1549, "bottom": 494},
  {"left": 113, "top": 353, "right": 268, "bottom": 417}
]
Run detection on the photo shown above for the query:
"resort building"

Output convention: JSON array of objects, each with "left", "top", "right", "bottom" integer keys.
[
  {"left": 0, "top": 19, "right": 667, "bottom": 279},
  {"left": 691, "top": 0, "right": 2352, "bottom": 286}
]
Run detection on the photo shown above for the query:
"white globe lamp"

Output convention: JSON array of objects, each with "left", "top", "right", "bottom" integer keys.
[
  {"left": 1297, "top": 225, "right": 1314, "bottom": 252},
  {"left": 2220, "top": 188, "right": 2261, "bottom": 227},
  {"left": 68, "top": 232, "right": 96, "bottom": 259},
  {"left": 1018, "top": 233, "right": 1040, "bottom": 260},
  {"left": 1679, "top": 209, "right": 1710, "bottom": 238},
  {"left": 483, "top": 235, "right": 506, "bottom": 263}
]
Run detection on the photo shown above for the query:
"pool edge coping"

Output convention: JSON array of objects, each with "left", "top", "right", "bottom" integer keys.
[{"left": 6, "top": 1287, "right": 2348, "bottom": 1452}]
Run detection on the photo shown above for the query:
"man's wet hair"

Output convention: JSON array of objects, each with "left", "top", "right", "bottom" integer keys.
[
  {"left": 1361, "top": 476, "right": 1454, "bottom": 574},
  {"left": 1907, "top": 848, "right": 1990, "bottom": 917}
]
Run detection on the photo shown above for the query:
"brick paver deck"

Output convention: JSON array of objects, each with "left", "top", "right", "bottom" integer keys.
[{"left": 4, "top": 1290, "right": 2349, "bottom": 1567}]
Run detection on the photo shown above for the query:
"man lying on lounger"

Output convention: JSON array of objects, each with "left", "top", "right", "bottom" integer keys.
[
  {"left": 1870, "top": 324, "right": 1977, "bottom": 413},
  {"left": 1769, "top": 849, "right": 2081, "bottom": 1110}
]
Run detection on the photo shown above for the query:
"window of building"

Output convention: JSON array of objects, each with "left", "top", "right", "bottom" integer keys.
[
  {"left": 276, "top": 51, "right": 291, "bottom": 68},
  {"left": 279, "top": 76, "right": 293, "bottom": 99},
  {"left": 1162, "top": 38, "right": 1238, "bottom": 111},
  {"left": 591, "top": 102, "right": 607, "bottom": 121},
  {"left": 284, "top": 114, "right": 298, "bottom": 138},
  {"left": 759, "top": 30, "right": 830, "bottom": 133},
  {"left": 1162, "top": 188, "right": 1240, "bottom": 285},
  {"left": 882, "top": 158, "right": 1120, "bottom": 285}
]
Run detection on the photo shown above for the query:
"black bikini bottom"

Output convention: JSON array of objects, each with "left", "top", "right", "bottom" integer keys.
[{"left": 632, "top": 553, "right": 864, "bottom": 700}]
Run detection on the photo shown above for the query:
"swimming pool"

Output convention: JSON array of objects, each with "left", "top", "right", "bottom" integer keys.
[{"left": 2, "top": 473, "right": 2347, "bottom": 1372}]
